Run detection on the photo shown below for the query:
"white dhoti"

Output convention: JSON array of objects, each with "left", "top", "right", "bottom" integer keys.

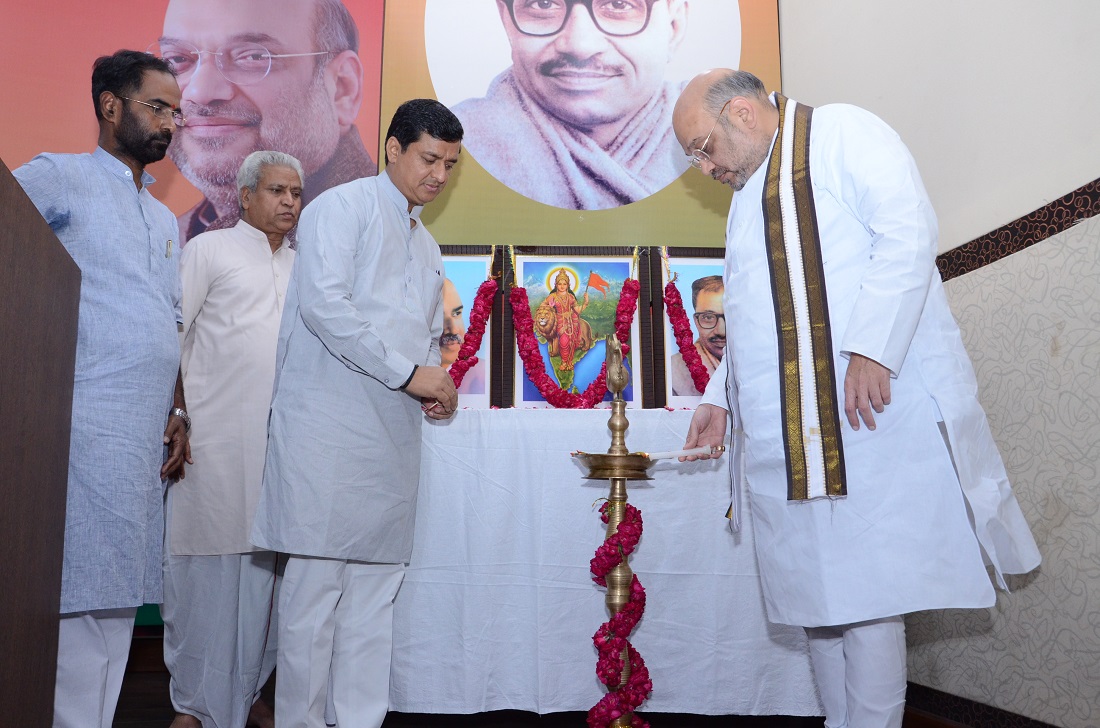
[
  {"left": 276, "top": 555, "right": 404, "bottom": 728},
  {"left": 161, "top": 551, "right": 278, "bottom": 728},
  {"left": 804, "top": 616, "right": 907, "bottom": 728},
  {"left": 53, "top": 607, "right": 137, "bottom": 728}
]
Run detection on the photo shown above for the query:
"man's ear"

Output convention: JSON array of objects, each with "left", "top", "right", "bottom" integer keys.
[
  {"left": 385, "top": 136, "right": 402, "bottom": 166},
  {"left": 323, "top": 50, "right": 364, "bottom": 130},
  {"left": 728, "top": 96, "right": 756, "bottom": 129},
  {"left": 239, "top": 186, "right": 253, "bottom": 212},
  {"left": 667, "top": 0, "right": 690, "bottom": 58},
  {"left": 99, "top": 91, "right": 122, "bottom": 125}
]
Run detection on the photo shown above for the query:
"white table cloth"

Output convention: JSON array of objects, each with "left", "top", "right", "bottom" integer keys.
[{"left": 389, "top": 409, "right": 823, "bottom": 716}]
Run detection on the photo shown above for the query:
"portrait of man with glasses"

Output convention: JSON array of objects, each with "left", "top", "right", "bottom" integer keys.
[
  {"left": 449, "top": 0, "right": 690, "bottom": 210},
  {"left": 151, "top": 0, "right": 379, "bottom": 243},
  {"left": 670, "top": 273, "right": 725, "bottom": 397}
]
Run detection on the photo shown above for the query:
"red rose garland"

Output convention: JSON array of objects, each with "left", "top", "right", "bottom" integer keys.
[
  {"left": 448, "top": 279, "right": 498, "bottom": 388},
  {"left": 510, "top": 278, "right": 640, "bottom": 408},
  {"left": 588, "top": 502, "right": 652, "bottom": 728},
  {"left": 663, "top": 279, "right": 711, "bottom": 395}
]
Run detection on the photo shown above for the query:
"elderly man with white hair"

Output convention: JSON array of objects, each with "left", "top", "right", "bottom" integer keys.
[{"left": 162, "top": 150, "right": 304, "bottom": 728}]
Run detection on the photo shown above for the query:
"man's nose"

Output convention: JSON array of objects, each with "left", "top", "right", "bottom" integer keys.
[
  {"left": 181, "top": 51, "right": 235, "bottom": 105},
  {"left": 553, "top": 4, "right": 608, "bottom": 57}
]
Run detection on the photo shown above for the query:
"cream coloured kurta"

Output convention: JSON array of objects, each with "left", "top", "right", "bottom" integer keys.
[
  {"left": 171, "top": 219, "right": 294, "bottom": 555},
  {"left": 251, "top": 171, "right": 444, "bottom": 563},
  {"left": 703, "top": 99, "right": 1040, "bottom": 628}
]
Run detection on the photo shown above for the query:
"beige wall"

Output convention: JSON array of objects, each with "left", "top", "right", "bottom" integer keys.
[
  {"left": 776, "top": 0, "right": 1100, "bottom": 252},
  {"left": 910, "top": 216, "right": 1100, "bottom": 727}
]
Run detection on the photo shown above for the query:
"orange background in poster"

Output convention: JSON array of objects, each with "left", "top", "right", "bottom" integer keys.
[
  {"left": 0, "top": 0, "right": 384, "bottom": 215},
  {"left": 0, "top": 1, "right": 778, "bottom": 246}
]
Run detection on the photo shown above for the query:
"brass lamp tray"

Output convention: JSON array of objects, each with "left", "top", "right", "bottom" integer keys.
[{"left": 573, "top": 451, "right": 654, "bottom": 481}]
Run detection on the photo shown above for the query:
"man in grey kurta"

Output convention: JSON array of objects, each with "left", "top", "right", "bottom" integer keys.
[
  {"left": 251, "top": 99, "right": 464, "bottom": 728},
  {"left": 14, "top": 50, "right": 191, "bottom": 728}
]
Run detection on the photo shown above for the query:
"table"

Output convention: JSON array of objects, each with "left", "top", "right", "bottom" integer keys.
[{"left": 389, "top": 409, "right": 822, "bottom": 716}]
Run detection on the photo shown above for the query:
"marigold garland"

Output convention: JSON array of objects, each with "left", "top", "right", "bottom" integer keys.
[
  {"left": 663, "top": 279, "right": 711, "bottom": 394},
  {"left": 588, "top": 502, "right": 652, "bottom": 728},
  {"left": 511, "top": 278, "right": 640, "bottom": 408},
  {"left": 448, "top": 279, "right": 498, "bottom": 388}
]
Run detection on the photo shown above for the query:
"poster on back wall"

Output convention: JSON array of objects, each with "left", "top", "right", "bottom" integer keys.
[
  {"left": 381, "top": 0, "right": 782, "bottom": 248},
  {"left": 0, "top": 0, "right": 385, "bottom": 242}
]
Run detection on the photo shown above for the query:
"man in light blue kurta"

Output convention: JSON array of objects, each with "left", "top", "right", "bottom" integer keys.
[
  {"left": 251, "top": 99, "right": 464, "bottom": 728},
  {"left": 14, "top": 50, "right": 191, "bottom": 728}
]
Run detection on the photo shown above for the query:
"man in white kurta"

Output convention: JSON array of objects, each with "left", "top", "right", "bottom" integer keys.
[
  {"left": 673, "top": 70, "right": 1041, "bottom": 728},
  {"left": 251, "top": 99, "right": 463, "bottom": 728},
  {"left": 164, "top": 151, "right": 303, "bottom": 728}
]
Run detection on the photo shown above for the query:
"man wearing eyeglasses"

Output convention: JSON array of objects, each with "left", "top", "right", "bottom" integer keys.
[
  {"left": 670, "top": 274, "right": 724, "bottom": 397},
  {"left": 154, "top": 0, "right": 377, "bottom": 243},
  {"left": 452, "top": 0, "right": 689, "bottom": 210},
  {"left": 13, "top": 50, "right": 191, "bottom": 728},
  {"left": 673, "top": 69, "right": 1040, "bottom": 727}
]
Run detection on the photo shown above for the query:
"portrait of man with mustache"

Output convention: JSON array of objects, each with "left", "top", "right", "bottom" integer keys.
[{"left": 451, "top": 0, "right": 690, "bottom": 210}]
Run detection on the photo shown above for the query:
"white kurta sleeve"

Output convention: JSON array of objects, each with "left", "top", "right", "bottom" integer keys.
[
  {"left": 294, "top": 187, "right": 417, "bottom": 387},
  {"left": 700, "top": 356, "right": 730, "bottom": 409},
  {"left": 178, "top": 236, "right": 214, "bottom": 344},
  {"left": 819, "top": 106, "right": 940, "bottom": 375}
]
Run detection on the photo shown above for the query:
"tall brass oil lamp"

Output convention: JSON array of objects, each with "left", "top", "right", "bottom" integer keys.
[{"left": 572, "top": 336, "right": 654, "bottom": 727}]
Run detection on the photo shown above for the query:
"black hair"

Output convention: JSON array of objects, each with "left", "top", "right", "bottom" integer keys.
[
  {"left": 691, "top": 275, "right": 723, "bottom": 308},
  {"left": 91, "top": 50, "right": 175, "bottom": 121},
  {"left": 384, "top": 99, "right": 463, "bottom": 152}
]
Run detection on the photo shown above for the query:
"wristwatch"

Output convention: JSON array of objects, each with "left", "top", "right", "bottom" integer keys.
[{"left": 171, "top": 407, "right": 191, "bottom": 433}]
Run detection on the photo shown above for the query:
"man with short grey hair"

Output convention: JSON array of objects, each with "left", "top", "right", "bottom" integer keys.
[{"left": 162, "top": 150, "right": 304, "bottom": 728}]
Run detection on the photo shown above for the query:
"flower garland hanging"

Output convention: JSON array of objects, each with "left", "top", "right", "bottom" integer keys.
[
  {"left": 448, "top": 279, "right": 498, "bottom": 389},
  {"left": 588, "top": 502, "right": 652, "bottom": 728},
  {"left": 663, "top": 276, "right": 711, "bottom": 395},
  {"left": 510, "top": 277, "right": 640, "bottom": 408}
]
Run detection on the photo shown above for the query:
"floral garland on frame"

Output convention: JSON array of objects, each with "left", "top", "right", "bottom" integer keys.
[
  {"left": 448, "top": 279, "right": 498, "bottom": 389},
  {"left": 663, "top": 274, "right": 711, "bottom": 395},
  {"left": 588, "top": 502, "right": 652, "bottom": 728},
  {"left": 510, "top": 277, "right": 641, "bottom": 409}
]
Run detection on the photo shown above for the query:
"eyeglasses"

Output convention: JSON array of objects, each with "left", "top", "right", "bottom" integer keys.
[
  {"left": 503, "top": 0, "right": 659, "bottom": 37},
  {"left": 693, "top": 311, "right": 725, "bottom": 330},
  {"left": 117, "top": 96, "right": 186, "bottom": 127},
  {"left": 690, "top": 99, "right": 732, "bottom": 169},
  {"left": 148, "top": 41, "right": 331, "bottom": 86}
]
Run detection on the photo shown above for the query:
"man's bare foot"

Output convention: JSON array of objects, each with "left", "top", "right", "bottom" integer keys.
[
  {"left": 169, "top": 714, "right": 202, "bottom": 728},
  {"left": 247, "top": 697, "right": 275, "bottom": 728}
]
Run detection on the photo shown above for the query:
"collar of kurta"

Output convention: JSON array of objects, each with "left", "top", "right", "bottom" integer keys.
[
  {"left": 761, "top": 93, "right": 848, "bottom": 502},
  {"left": 93, "top": 146, "right": 155, "bottom": 189},
  {"left": 233, "top": 218, "right": 288, "bottom": 252},
  {"left": 378, "top": 169, "right": 424, "bottom": 224}
]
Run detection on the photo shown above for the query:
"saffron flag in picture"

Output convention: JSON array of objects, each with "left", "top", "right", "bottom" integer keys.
[{"left": 513, "top": 255, "right": 642, "bottom": 408}]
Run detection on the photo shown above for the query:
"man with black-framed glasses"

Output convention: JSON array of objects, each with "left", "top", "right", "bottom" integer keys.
[
  {"left": 670, "top": 274, "right": 725, "bottom": 396},
  {"left": 154, "top": 0, "right": 378, "bottom": 244},
  {"left": 453, "top": 0, "right": 689, "bottom": 210},
  {"left": 14, "top": 49, "right": 192, "bottom": 728}
]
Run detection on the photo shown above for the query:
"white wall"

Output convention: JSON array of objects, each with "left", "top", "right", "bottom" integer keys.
[{"left": 777, "top": 0, "right": 1100, "bottom": 251}]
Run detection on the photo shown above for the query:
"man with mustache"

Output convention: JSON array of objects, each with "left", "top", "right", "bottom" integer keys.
[
  {"left": 440, "top": 277, "right": 486, "bottom": 394},
  {"left": 670, "top": 274, "right": 724, "bottom": 396},
  {"left": 154, "top": 0, "right": 377, "bottom": 243},
  {"left": 251, "top": 99, "right": 463, "bottom": 728},
  {"left": 163, "top": 151, "right": 305, "bottom": 728},
  {"left": 14, "top": 50, "right": 191, "bottom": 728},
  {"left": 453, "top": 0, "right": 689, "bottom": 210}
]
